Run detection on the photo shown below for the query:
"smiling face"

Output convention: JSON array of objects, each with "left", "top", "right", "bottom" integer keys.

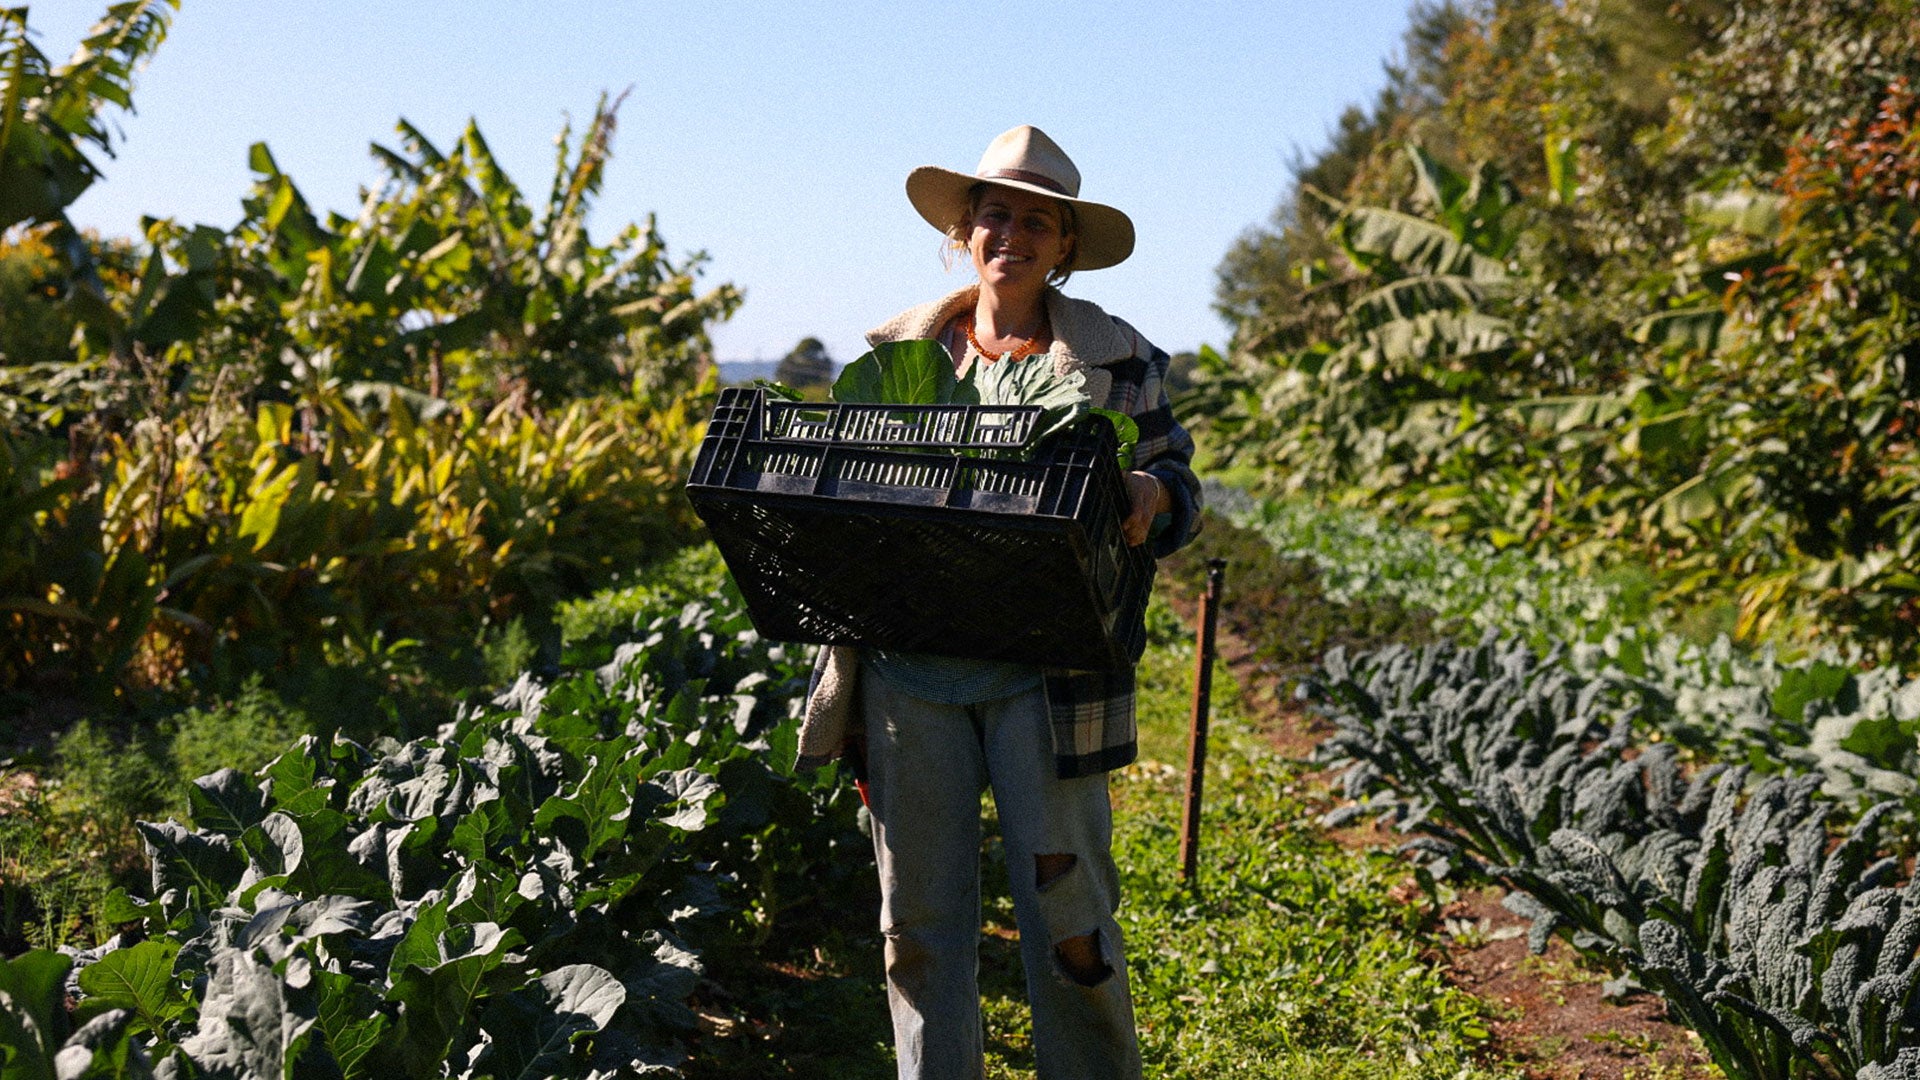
[{"left": 966, "top": 186, "right": 1076, "bottom": 297}]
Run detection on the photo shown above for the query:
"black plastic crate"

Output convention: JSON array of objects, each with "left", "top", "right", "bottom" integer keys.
[{"left": 685, "top": 387, "right": 1155, "bottom": 672}]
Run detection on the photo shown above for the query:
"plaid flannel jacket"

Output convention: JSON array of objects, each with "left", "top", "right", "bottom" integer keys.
[{"left": 795, "top": 286, "right": 1203, "bottom": 779}]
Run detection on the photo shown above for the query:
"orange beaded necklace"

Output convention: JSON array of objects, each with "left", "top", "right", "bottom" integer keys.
[{"left": 964, "top": 313, "right": 1044, "bottom": 363}]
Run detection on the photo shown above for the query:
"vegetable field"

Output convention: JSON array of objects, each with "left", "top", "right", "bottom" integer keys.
[
  {"left": 3, "top": 546, "right": 1521, "bottom": 1078},
  {"left": 10, "top": 0, "right": 1920, "bottom": 1076}
]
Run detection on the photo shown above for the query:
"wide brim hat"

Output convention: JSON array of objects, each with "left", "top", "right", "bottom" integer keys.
[{"left": 906, "top": 125, "right": 1135, "bottom": 272}]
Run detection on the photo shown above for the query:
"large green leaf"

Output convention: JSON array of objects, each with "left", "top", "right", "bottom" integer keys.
[
  {"left": 387, "top": 904, "right": 521, "bottom": 1072},
  {"left": 448, "top": 795, "right": 518, "bottom": 865},
  {"left": 638, "top": 768, "right": 720, "bottom": 832},
  {"left": 473, "top": 964, "right": 626, "bottom": 1080},
  {"left": 1408, "top": 145, "right": 1470, "bottom": 220},
  {"left": 189, "top": 769, "right": 269, "bottom": 836},
  {"left": 259, "top": 737, "right": 354, "bottom": 818},
  {"left": 238, "top": 813, "right": 307, "bottom": 900},
  {"left": 972, "top": 355, "right": 1083, "bottom": 410},
  {"left": 1405, "top": 147, "right": 1520, "bottom": 257},
  {"left": 621, "top": 931, "right": 703, "bottom": 1030},
  {"left": 1336, "top": 207, "right": 1508, "bottom": 283},
  {"left": 136, "top": 821, "right": 245, "bottom": 901},
  {"left": 311, "top": 969, "right": 390, "bottom": 1080},
  {"left": 1772, "top": 662, "right": 1854, "bottom": 725},
  {"left": 1346, "top": 275, "right": 1489, "bottom": 330},
  {"left": 1838, "top": 715, "right": 1915, "bottom": 772},
  {"left": 346, "top": 744, "right": 460, "bottom": 825},
  {"left": 829, "top": 340, "right": 968, "bottom": 405},
  {"left": 177, "top": 949, "right": 317, "bottom": 1080},
  {"left": 50, "top": 1009, "right": 151, "bottom": 1080},
  {"left": 282, "top": 808, "right": 392, "bottom": 902},
  {"left": 1348, "top": 311, "right": 1513, "bottom": 369},
  {"left": 973, "top": 354, "right": 1090, "bottom": 447},
  {"left": 1631, "top": 306, "right": 1724, "bottom": 353},
  {"left": 236, "top": 461, "right": 299, "bottom": 552},
  {"left": 75, "top": 940, "right": 183, "bottom": 1034},
  {"left": 1642, "top": 474, "right": 1721, "bottom": 531},
  {"left": 533, "top": 753, "right": 640, "bottom": 862},
  {"left": 1089, "top": 408, "right": 1139, "bottom": 471},
  {"left": 0, "top": 949, "right": 72, "bottom": 1080}
]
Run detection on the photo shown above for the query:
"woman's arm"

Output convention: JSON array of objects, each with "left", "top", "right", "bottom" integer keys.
[{"left": 1119, "top": 342, "right": 1202, "bottom": 558}]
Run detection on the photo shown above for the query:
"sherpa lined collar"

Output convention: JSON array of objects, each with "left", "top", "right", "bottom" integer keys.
[{"left": 864, "top": 286, "right": 1139, "bottom": 376}]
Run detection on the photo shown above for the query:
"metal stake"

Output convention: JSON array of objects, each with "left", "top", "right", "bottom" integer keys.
[{"left": 1179, "top": 558, "right": 1227, "bottom": 885}]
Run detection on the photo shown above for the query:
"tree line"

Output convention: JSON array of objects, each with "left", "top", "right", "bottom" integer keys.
[{"left": 1198, "top": 0, "right": 1920, "bottom": 662}]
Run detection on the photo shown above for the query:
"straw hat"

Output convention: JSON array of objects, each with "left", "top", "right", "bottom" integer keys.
[{"left": 906, "top": 125, "right": 1135, "bottom": 271}]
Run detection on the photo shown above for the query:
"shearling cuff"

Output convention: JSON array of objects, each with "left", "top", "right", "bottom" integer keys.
[{"left": 794, "top": 644, "right": 860, "bottom": 771}]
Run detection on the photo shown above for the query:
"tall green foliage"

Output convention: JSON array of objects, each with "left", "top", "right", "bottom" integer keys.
[
  {"left": 1202, "top": 0, "right": 1920, "bottom": 660},
  {"left": 0, "top": 0, "right": 176, "bottom": 233},
  {"left": 227, "top": 96, "right": 742, "bottom": 406},
  {"left": 0, "top": 7, "right": 744, "bottom": 709}
]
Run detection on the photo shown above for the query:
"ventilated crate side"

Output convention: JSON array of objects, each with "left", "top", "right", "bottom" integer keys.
[
  {"left": 687, "top": 388, "right": 1153, "bottom": 671},
  {"left": 755, "top": 392, "right": 1042, "bottom": 450},
  {"left": 696, "top": 492, "right": 1137, "bottom": 670}
]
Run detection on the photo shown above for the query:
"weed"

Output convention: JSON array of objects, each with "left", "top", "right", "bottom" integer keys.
[
  {"left": 0, "top": 771, "right": 117, "bottom": 951},
  {"left": 1444, "top": 916, "right": 1525, "bottom": 949},
  {"left": 1621, "top": 1058, "right": 1719, "bottom": 1080},
  {"left": 480, "top": 616, "right": 540, "bottom": 688},
  {"left": 1, "top": 677, "right": 314, "bottom": 953},
  {"left": 163, "top": 674, "right": 310, "bottom": 791},
  {"left": 1519, "top": 950, "right": 1607, "bottom": 987},
  {"left": 53, "top": 718, "right": 171, "bottom": 837}
]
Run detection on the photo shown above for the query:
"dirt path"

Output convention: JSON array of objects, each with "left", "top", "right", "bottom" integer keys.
[{"left": 1160, "top": 582, "right": 1718, "bottom": 1080}]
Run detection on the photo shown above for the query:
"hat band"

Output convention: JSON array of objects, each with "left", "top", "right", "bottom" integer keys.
[{"left": 979, "top": 168, "right": 1071, "bottom": 196}]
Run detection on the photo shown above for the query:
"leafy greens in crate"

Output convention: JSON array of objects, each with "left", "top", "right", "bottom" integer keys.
[{"left": 775, "top": 340, "right": 1140, "bottom": 467}]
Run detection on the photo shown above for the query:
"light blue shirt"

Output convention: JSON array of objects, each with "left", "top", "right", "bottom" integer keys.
[{"left": 866, "top": 649, "right": 1044, "bottom": 705}]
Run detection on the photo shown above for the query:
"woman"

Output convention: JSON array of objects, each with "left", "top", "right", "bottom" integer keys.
[{"left": 796, "top": 125, "right": 1202, "bottom": 1080}]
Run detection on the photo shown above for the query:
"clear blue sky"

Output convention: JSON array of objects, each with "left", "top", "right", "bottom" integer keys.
[{"left": 34, "top": 0, "right": 1419, "bottom": 365}]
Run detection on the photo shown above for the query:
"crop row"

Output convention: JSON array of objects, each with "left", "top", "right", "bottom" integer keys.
[
  {"left": 1308, "top": 637, "right": 1919, "bottom": 1079},
  {"left": 0, "top": 558, "right": 858, "bottom": 1078},
  {"left": 1205, "top": 489, "right": 1920, "bottom": 1075},
  {"left": 1215, "top": 486, "right": 1920, "bottom": 821}
]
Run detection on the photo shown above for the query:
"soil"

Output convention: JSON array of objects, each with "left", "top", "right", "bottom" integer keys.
[{"left": 1161, "top": 582, "right": 1720, "bottom": 1080}]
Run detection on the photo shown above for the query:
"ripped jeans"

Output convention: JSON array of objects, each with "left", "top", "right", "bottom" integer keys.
[{"left": 861, "top": 673, "right": 1142, "bottom": 1080}]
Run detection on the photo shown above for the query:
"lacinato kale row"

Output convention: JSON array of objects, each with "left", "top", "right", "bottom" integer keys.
[{"left": 1307, "top": 636, "right": 1920, "bottom": 1080}]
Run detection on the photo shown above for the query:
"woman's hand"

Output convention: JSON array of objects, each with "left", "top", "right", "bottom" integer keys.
[{"left": 1122, "top": 470, "right": 1171, "bottom": 547}]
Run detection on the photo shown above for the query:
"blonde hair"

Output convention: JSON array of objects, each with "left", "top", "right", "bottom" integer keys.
[{"left": 941, "top": 183, "right": 1077, "bottom": 287}]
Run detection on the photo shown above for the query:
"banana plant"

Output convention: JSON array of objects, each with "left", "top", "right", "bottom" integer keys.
[
  {"left": 238, "top": 93, "right": 743, "bottom": 407},
  {"left": 1321, "top": 145, "right": 1519, "bottom": 380},
  {"left": 0, "top": 0, "right": 180, "bottom": 388},
  {"left": 1205, "top": 146, "right": 1529, "bottom": 510},
  {"left": 0, "top": 0, "right": 176, "bottom": 233}
]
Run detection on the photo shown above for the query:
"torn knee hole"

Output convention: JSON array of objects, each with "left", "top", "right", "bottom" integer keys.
[
  {"left": 1053, "top": 929, "right": 1113, "bottom": 987},
  {"left": 1034, "top": 852, "right": 1078, "bottom": 891}
]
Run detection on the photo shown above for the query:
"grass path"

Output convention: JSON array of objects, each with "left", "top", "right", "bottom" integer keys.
[{"left": 1153, "top": 521, "right": 1721, "bottom": 1080}]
